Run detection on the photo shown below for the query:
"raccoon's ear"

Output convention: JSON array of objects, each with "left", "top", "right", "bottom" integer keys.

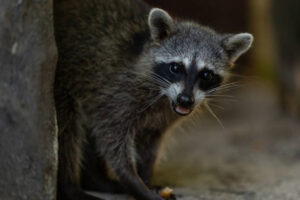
[
  {"left": 148, "top": 8, "right": 175, "bottom": 41},
  {"left": 221, "top": 33, "right": 254, "bottom": 63}
]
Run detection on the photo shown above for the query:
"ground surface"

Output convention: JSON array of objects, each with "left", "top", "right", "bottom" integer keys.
[{"left": 90, "top": 81, "right": 300, "bottom": 200}]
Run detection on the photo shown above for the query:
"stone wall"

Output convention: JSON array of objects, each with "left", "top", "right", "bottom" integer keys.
[{"left": 0, "top": 0, "right": 58, "bottom": 200}]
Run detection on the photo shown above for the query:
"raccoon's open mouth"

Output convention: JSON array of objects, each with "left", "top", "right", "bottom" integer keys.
[{"left": 172, "top": 102, "right": 192, "bottom": 116}]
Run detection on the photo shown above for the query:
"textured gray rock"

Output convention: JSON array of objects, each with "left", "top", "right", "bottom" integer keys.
[{"left": 0, "top": 0, "right": 58, "bottom": 200}]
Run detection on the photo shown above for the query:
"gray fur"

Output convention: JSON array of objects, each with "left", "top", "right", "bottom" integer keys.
[
  {"left": 221, "top": 33, "right": 254, "bottom": 63},
  {"left": 148, "top": 8, "right": 175, "bottom": 41},
  {"left": 54, "top": 0, "right": 253, "bottom": 200}
]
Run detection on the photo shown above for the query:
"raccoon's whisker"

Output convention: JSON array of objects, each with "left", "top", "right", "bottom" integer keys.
[
  {"left": 138, "top": 93, "right": 164, "bottom": 113},
  {"left": 149, "top": 75, "right": 171, "bottom": 87},
  {"left": 135, "top": 72, "right": 170, "bottom": 88},
  {"left": 142, "top": 69, "right": 172, "bottom": 83},
  {"left": 216, "top": 81, "right": 240, "bottom": 89},
  {"left": 226, "top": 72, "right": 248, "bottom": 79},
  {"left": 205, "top": 97, "right": 239, "bottom": 102},
  {"left": 204, "top": 101, "right": 225, "bottom": 110},
  {"left": 134, "top": 69, "right": 172, "bottom": 87},
  {"left": 203, "top": 101, "right": 224, "bottom": 129},
  {"left": 208, "top": 103, "right": 225, "bottom": 110},
  {"left": 219, "top": 82, "right": 242, "bottom": 89},
  {"left": 226, "top": 72, "right": 258, "bottom": 82},
  {"left": 188, "top": 109, "right": 201, "bottom": 129},
  {"left": 136, "top": 71, "right": 171, "bottom": 88},
  {"left": 215, "top": 83, "right": 240, "bottom": 91},
  {"left": 148, "top": 76, "right": 169, "bottom": 87},
  {"left": 205, "top": 94, "right": 235, "bottom": 98},
  {"left": 144, "top": 78, "right": 168, "bottom": 89},
  {"left": 205, "top": 95, "right": 238, "bottom": 102},
  {"left": 151, "top": 80, "right": 170, "bottom": 89},
  {"left": 147, "top": 72, "right": 172, "bottom": 85},
  {"left": 217, "top": 85, "right": 240, "bottom": 91},
  {"left": 206, "top": 82, "right": 241, "bottom": 94}
]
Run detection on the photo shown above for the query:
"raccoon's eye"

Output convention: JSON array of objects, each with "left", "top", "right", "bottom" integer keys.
[
  {"left": 199, "top": 70, "right": 214, "bottom": 81},
  {"left": 199, "top": 69, "right": 222, "bottom": 90},
  {"left": 169, "top": 62, "right": 184, "bottom": 74}
]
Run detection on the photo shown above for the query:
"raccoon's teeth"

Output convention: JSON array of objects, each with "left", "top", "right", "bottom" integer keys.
[{"left": 175, "top": 105, "right": 191, "bottom": 115}]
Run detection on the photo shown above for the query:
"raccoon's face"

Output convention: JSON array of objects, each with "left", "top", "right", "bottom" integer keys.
[
  {"left": 147, "top": 8, "right": 253, "bottom": 116},
  {"left": 153, "top": 60, "right": 223, "bottom": 116}
]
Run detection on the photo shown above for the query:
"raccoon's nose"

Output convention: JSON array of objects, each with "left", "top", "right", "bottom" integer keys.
[{"left": 177, "top": 94, "right": 195, "bottom": 108}]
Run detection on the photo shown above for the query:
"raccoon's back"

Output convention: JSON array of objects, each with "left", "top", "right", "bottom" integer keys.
[
  {"left": 54, "top": 0, "right": 150, "bottom": 73},
  {"left": 54, "top": 0, "right": 152, "bottom": 122}
]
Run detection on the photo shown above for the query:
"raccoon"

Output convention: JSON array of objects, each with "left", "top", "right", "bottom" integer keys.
[{"left": 54, "top": 0, "right": 253, "bottom": 200}]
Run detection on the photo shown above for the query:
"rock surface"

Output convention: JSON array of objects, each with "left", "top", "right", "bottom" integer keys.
[{"left": 0, "top": 0, "right": 57, "bottom": 200}]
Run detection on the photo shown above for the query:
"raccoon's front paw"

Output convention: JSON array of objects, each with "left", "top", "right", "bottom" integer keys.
[
  {"left": 151, "top": 186, "right": 177, "bottom": 200},
  {"left": 162, "top": 193, "right": 176, "bottom": 200}
]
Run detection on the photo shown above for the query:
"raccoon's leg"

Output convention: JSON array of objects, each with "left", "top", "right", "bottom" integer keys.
[
  {"left": 136, "top": 129, "right": 163, "bottom": 186},
  {"left": 136, "top": 129, "right": 177, "bottom": 200},
  {"left": 81, "top": 135, "right": 125, "bottom": 194},
  {"left": 94, "top": 128, "right": 164, "bottom": 200},
  {"left": 57, "top": 109, "right": 101, "bottom": 200}
]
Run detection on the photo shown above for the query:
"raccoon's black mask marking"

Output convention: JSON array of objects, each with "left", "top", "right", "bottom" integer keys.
[
  {"left": 153, "top": 61, "right": 223, "bottom": 94},
  {"left": 198, "top": 68, "right": 223, "bottom": 91},
  {"left": 153, "top": 62, "right": 183, "bottom": 83}
]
